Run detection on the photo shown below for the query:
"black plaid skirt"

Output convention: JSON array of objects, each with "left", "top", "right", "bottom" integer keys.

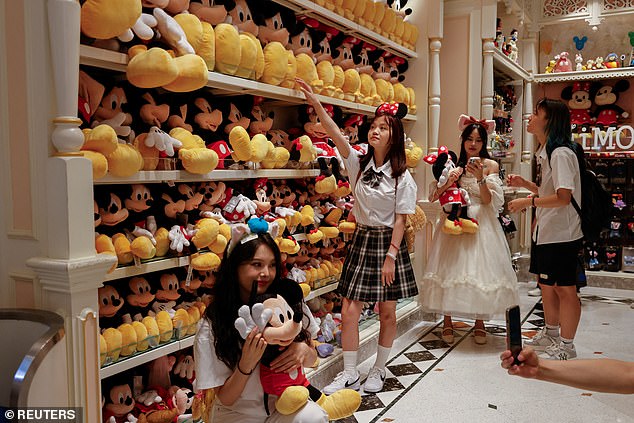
[{"left": 337, "top": 224, "right": 418, "bottom": 302}]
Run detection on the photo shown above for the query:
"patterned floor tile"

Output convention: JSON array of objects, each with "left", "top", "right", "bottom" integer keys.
[
  {"left": 404, "top": 350, "right": 437, "bottom": 362},
  {"left": 356, "top": 393, "right": 385, "bottom": 411},
  {"left": 379, "top": 377, "right": 406, "bottom": 392},
  {"left": 386, "top": 363, "right": 423, "bottom": 376},
  {"left": 419, "top": 339, "right": 450, "bottom": 350}
]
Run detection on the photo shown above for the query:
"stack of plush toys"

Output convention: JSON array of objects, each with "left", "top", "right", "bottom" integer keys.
[{"left": 559, "top": 79, "right": 630, "bottom": 136}]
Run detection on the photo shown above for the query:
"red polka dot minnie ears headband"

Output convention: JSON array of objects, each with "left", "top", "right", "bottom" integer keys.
[
  {"left": 376, "top": 102, "right": 408, "bottom": 120},
  {"left": 458, "top": 114, "right": 496, "bottom": 136},
  {"left": 227, "top": 217, "right": 281, "bottom": 256}
]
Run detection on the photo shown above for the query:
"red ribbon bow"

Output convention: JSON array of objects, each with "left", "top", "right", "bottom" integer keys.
[
  {"left": 423, "top": 146, "right": 449, "bottom": 164},
  {"left": 376, "top": 102, "right": 401, "bottom": 117},
  {"left": 572, "top": 81, "right": 591, "bottom": 92}
]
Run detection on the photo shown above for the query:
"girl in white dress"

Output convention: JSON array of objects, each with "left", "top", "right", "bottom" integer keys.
[{"left": 420, "top": 115, "right": 519, "bottom": 344}]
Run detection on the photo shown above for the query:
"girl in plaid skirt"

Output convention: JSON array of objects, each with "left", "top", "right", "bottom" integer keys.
[{"left": 297, "top": 78, "right": 418, "bottom": 395}]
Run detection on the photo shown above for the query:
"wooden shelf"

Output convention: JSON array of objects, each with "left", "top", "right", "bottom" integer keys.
[
  {"left": 104, "top": 256, "right": 191, "bottom": 282},
  {"left": 93, "top": 168, "right": 321, "bottom": 185},
  {"left": 493, "top": 49, "right": 531, "bottom": 82},
  {"left": 80, "top": 45, "right": 417, "bottom": 122},
  {"left": 586, "top": 270, "right": 634, "bottom": 279},
  {"left": 272, "top": 0, "right": 417, "bottom": 59},
  {"left": 305, "top": 280, "right": 339, "bottom": 301},
  {"left": 534, "top": 67, "right": 634, "bottom": 83},
  {"left": 100, "top": 335, "right": 194, "bottom": 379}
]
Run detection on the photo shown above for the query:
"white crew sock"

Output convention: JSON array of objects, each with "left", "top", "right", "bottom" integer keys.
[
  {"left": 545, "top": 324, "right": 560, "bottom": 338},
  {"left": 373, "top": 345, "right": 391, "bottom": 370},
  {"left": 560, "top": 336, "right": 574, "bottom": 345},
  {"left": 343, "top": 351, "right": 358, "bottom": 376}
]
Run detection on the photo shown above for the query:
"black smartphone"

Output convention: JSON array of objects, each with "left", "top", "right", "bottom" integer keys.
[{"left": 506, "top": 305, "right": 522, "bottom": 366}]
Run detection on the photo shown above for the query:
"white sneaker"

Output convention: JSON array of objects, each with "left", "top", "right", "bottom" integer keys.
[
  {"left": 323, "top": 370, "right": 360, "bottom": 395},
  {"left": 541, "top": 342, "right": 577, "bottom": 360},
  {"left": 525, "top": 327, "right": 559, "bottom": 351},
  {"left": 363, "top": 367, "right": 386, "bottom": 393},
  {"left": 528, "top": 287, "right": 542, "bottom": 297}
]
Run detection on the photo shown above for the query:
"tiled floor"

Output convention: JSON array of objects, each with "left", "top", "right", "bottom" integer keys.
[{"left": 331, "top": 283, "right": 634, "bottom": 423}]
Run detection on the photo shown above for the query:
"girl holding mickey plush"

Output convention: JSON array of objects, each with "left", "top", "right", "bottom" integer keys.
[
  {"left": 194, "top": 220, "right": 328, "bottom": 422},
  {"left": 296, "top": 78, "right": 418, "bottom": 396},
  {"left": 420, "top": 115, "right": 518, "bottom": 346}
]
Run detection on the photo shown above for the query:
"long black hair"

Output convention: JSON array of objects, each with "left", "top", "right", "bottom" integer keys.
[
  {"left": 359, "top": 105, "right": 408, "bottom": 179},
  {"left": 456, "top": 123, "right": 491, "bottom": 168},
  {"left": 205, "top": 233, "right": 283, "bottom": 369},
  {"left": 535, "top": 98, "right": 575, "bottom": 162}
]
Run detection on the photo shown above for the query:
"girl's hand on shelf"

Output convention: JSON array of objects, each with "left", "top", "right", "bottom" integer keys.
[{"left": 295, "top": 78, "right": 319, "bottom": 108}]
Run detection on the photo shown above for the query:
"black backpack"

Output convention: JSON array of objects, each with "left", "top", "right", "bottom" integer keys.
[{"left": 558, "top": 146, "right": 612, "bottom": 240}]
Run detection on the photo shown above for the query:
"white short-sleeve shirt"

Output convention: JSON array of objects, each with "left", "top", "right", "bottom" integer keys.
[
  {"left": 534, "top": 145, "right": 583, "bottom": 244},
  {"left": 343, "top": 149, "right": 417, "bottom": 227},
  {"left": 194, "top": 318, "right": 269, "bottom": 419}
]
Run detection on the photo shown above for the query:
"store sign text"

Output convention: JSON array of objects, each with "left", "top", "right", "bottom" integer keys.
[{"left": 577, "top": 126, "right": 634, "bottom": 151}]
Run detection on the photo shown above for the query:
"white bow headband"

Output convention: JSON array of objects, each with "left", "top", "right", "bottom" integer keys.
[{"left": 226, "top": 217, "right": 281, "bottom": 256}]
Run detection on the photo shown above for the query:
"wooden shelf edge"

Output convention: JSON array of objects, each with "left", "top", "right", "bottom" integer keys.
[
  {"left": 493, "top": 50, "right": 531, "bottom": 82},
  {"left": 534, "top": 67, "right": 634, "bottom": 83},
  {"left": 104, "top": 256, "right": 191, "bottom": 282},
  {"left": 586, "top": 269, "right": 634, "bottom": 279},
  {"left": 94, "top": 168, "right": 321, "bottom": 185},
  {"left": 305, "top": 280, "right": 339, "bottom": 301}
]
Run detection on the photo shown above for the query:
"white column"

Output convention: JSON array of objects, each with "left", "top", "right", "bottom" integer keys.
[
  {"left": 47, "top": 0, "right": 83, "bottom": 154},
  {"left": 481, "top": 37, "right": 495, "bottom": 120},
  {"left": 428, "top": 37, "right": 442, "bottom": 150}
]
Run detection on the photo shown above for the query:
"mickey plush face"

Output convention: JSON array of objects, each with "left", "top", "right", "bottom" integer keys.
[
  {"left": 193, "top": 269, "right": 216, "bottom": 288},
  {"left": 189, "top": 0, "right": 231, "bottom": 25},
  {"left": 98, "top": 285, "right": 124, "bottom": 317},
  {"left": 228, "top": 0, "right": 258, "bottom": 35},
  {"left": 332, "top": 40, "right": 354, "bottom": 70},
  {"left": 260, "top": 295, "right": 302, "bottom": 346},
  {"left": 594, "top": 85, "right": 619, "bottom": 107},
  {"left": 289, "top": 25, "right": 313, "bottom": 56},
  {"left": 156, "top": 273, "right": 183, "bottom": 301},
  {"left": 126, "top": 276, "right": 155, "bottom": 307},
  {"left": 268, "top": 129, "right": 292, "bottom": 150},
  {"left": 124, "top": 184, "right": 153, "bottom": 213},
  {"left": 197, "top": 181, "right": 227, "bottom": 208},
  {"left": 354, "top": 45, "right": 373, "bottom": 75},
  {"left": 258, "top": 10, "right": 290, "bottom": 45},
  {"left": 180, "top": 274, "right": 202, "bottom": 292},
  {"left": 372, "top": 55, "right": 391, "bottom": 81},
  {"left": 161, "top": 192, "right": 186, "bottom": 219},
  {"left": 97, "top": 192, "right": 129, "bottom": 226},
  {"left": 93, "top": 85, "right": 132, "bottom": 126},
  {"left": 278, "top": 183, "right": 295, "bottom": 207},
  {"left": 177, "top": 183, "right": 204, "bottom": 211},
  {"left": 303, "top": 109, "right": 328, "bottom": 139},
  {"left": 104, "top": 383, "right": 135, "bottom": 417}
]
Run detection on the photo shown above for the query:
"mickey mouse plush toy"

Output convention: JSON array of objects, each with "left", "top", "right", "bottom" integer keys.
[
  {"left": 592, "top": 79, "right": 630, "bottom": 129},
  {"left": 561, "top": 81, "right": 593, "bottom": 133},
  {"left": 234, "top": 278, "right": 361, "bottom": 420}
]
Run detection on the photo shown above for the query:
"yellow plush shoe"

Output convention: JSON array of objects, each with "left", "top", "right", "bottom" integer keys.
[
  {"left": 316, "top": 390, "right": 361, "bottom": 420},
  {"left": 459, "top": 218, "right": 479, "bottom": 234},
  {"left": 442, "top": 219, "right": 462, "bottom": 235},
  {"left": 275, "top": 386, "right": 310, "bottom": 415}
]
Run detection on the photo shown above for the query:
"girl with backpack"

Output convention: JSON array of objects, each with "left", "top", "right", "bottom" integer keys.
[{"left": 507, "top": 98, "right": 583, "bottom": 360}]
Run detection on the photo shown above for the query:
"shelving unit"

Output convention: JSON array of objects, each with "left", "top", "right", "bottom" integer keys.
[
  {"left": 93, "top": 168, "right": 321, "bottom": 185},
  {"left": 493, "top": 49, "right": 532, "bottom": 82},
  {"left": 272, "top": 0, "right": 418, "bottom": 59},
  {"left": 80, "top": 45, "right": 418, "bottom": 122},
  {"left": 100, "top": 335, "right": 195, "bottom": 379}
]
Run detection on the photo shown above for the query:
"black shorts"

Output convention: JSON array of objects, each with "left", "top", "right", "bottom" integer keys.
[{"left": 529, "top": 239, "right": 583, "bottom": 286}]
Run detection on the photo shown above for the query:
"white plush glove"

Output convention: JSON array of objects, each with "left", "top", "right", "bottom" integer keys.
[
  {"left": 200, "top": 210, "right": 226, "bottom": 223},
  {"left": 288, "top": 267, "right": 307, "bottom": 283},
  {"left": 126, "top": 414, "right": 138, "bottom": 423},
  {"left": 118, "top": 12, "right": 158, "bottom": 42},
  {"left": 173, "top": 355, "right": 195, "bottom": 380},
  {"left": 234, "top": 303, "right": 273, "bottom": 339},
  {"left": 146, "top": 216, "right": 157, "bottom": 235},
  {"left": 144, "top": 126, "right": 182, "bottom": 157},
  {"left": 136, "top": 390, "right": 163, "bottom": 407},
  {"left": 169, "top": 225, "right": 190, "bottom": 253},
  {"left": 132, "top": 226, "right": 157, "bottom": 245},
  {"left": 154, "top": 8, "right": 195, "bottom": 56},
  {"left": 313, "top": 208, "right": 324, "bottom": 225},
  {"left": 92, "top": 112, "right": 131, "bottom": 138},
  {"left": 275, "top": 206, "right": 296, "bottom": 218},
  {"left": 235, "top": 194, "right": 257, "bottom": 217}
]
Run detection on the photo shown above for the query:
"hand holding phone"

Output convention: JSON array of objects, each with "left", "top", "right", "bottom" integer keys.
[
  {"left": 469, "top": 157, "right": 481, "bottom": 164},
  {"left": 506, "top": 305, "right": 522, "bottom": 366}
]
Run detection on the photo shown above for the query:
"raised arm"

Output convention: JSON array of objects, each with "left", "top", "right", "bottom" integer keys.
[{"left": 295, "top": 78, "right": 351, "bottom": 158}]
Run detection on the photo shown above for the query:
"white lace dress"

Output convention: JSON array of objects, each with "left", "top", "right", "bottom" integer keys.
[{"left": 419, "top": 173, "right": 519, "bottom": 319}]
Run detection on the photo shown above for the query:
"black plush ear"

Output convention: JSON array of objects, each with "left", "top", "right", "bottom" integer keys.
[
  {"left": 614, "top": 79, "right": 630, "bottom": 94},
  {"left": 395, "top": 103, "right": 408, "bottom": 119},
  {"left": 276, "top": 279, "right": 304, "bottom": 307},
  {"left": 561, "top": 85, "right": 573, "bottom": 101},
  {"left": 448, "top": 150, "right": 458, "bottom": 164},
  {"left": 431, "top": 153, "right": 448, "bottom": 181}
]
